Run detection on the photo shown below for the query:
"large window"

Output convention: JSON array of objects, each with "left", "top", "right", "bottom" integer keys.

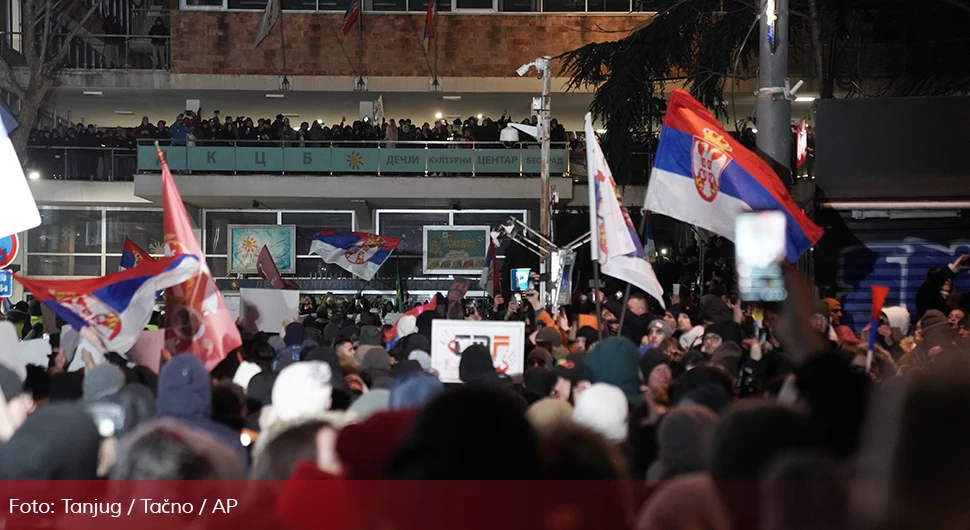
[{"left": 181, "top": 0, "right": 644, "bottom": 13}]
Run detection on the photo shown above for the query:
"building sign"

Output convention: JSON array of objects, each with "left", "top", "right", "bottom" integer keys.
[
  {"left": 227, "top": 225, "right": 296, "bottom": 274},
  {"left": 423, "top": 225, "right": 489, "bottom": 275}
]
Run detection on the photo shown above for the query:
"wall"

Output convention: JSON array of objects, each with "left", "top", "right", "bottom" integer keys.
[{"left": 170, "top": 11, "right": 651, "bottom": 77}]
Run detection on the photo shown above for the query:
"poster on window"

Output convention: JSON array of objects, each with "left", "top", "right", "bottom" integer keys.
[
  {"left": 423, "top": 225, "right": 489, "bottom": 275},
  {"left": 228, "top": 225, "right": 296, "bottom": 274},
  {"left": 430, "top": 319, "right": 526, "bottom": 384}
]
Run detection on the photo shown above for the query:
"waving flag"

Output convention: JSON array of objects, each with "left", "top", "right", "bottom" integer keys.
[
  {"left": 159, "top": 148, "right": 241, "bottom": 370},
  {"left": 257, "top": 244, "right": 300, "bottom": 290},
  {"left": 643, "top": 212, "right": 657, "bottom": 263},
  {"left": 866, "top": 285, "right": 890, "bottom": 370},
  {"left": 479, "top": 238, "right": 501, "bottom": 298},
  {"left": 119, "top": 237, "right": 155, "bottom": 271},
  {"left": 423, "top": 0, "right": 435, "bottom": 50},
  {"left": 0, "top": 104, "right": 40, "bottom": 239},
  {"left": 343, "top": 0, "right": 359, "bottom": 35},
  {"left": 310, "top": 231, "right": 401, "bottom": 281},
  {"left": 15, "top": 255, "right": 200, "bottom": 354},
  {"left": 645, "top": 89, "right": 823, "bottom": 262},
  {"left": 384, "top": 297, "right": 437, "bottom": 345},
  {"left": 586, "top": 113, "right": 665, "bottom": 308}
]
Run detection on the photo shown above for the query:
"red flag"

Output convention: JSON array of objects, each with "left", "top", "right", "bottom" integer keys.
[
  {"left": 158, "top": 148, "right": 241, "bottom": 370},
  {"left": 383, "top": 297, "right": 437, "bottom": 344},
  {"left": 257, "top": 244, "right": 301, "bottom": 290},
  {"left": 796, "top": 117, "right": 808, "bottom": 168},
  {"left": 870, "top": 285, "right": 890, "bottom": 321},
  {"left": 119, "top": 237, "right": 156, "bottom": 271},
  {"left": 342, "top": 0, "right": 359, "bottom": 35}
]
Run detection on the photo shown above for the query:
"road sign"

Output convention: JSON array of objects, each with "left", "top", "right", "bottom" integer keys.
[
  {"left": 0, "top": 271, "right": 12, "bottom": 298},
  {"left": 0, "top": 234, "right": 18, "bottom": 269}
]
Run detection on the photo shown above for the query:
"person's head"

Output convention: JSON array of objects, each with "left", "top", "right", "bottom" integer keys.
[
  {"left": 0, "top": 403, "right": 100, "bottom": 479},
  {"left": 824, "top": 298, "right": 843, "bottom": 326},
  {"left": 948, "top": 308, "right": 967, "bottom": 329},
  {"left": 811, "top": 300, "right": 831, "bottom": 334},
  {"left": 583, "top": 337, "right": 641, "bottom": 403},
  {"left": 251, "top": 419, "right": 335, "bottom": 480},
  {"left": 154, "top": 17, "right": 164, "bottom": 26},
  {"left": 83, "top": 363, "right": 126, "bottom": 402},
  {"left": 701, "top": 330, "right": 724, "bottom": 355},
  {"left": 656, "top": 404, "right": 719, "bottom": 479},
  {"left": 627, "top": 293, "right": 649, "bottom": 316},
  {"left": 156, "top": 353, "right": 212, "bottom": 420},
  {"left": 639, "top": 350, "right": 672, "bottom": 398},
  {"left": 572, "top": 383, "right": 629, "bottom": 444},
  {"left": 270, "top": 361, "right": 333, "bottom": 423},
  {"left": 677, "top": 311, "right": 693, "bottom": 332},
  {"left": 646, "top": 319, "right": 672, "bottom": 347},
  {"left": 334, "top": 337, "right": 354, "bottom": 359},
  {"left": 112, "top": 418, "right": 245, "bottom": 480},
  {"left": 390, "top": 371, "right": 443, "bottom": 410},
  {"left": 458, "top": 344, "right": 494, "bottom": 383}
]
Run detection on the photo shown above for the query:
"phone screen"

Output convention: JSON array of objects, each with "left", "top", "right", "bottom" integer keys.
[
  {"left": 736, "top": 211, "right": 787, "bottom": 302},
  {"left": 511, "top": 268, "right": 533, "bottom": 292}
]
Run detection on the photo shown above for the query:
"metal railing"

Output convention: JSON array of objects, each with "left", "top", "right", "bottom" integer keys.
[
  {"left": 26, "top": 146, "right": 137, "bottom": 181},
  {"left": 1, "top": 32, "right": 170, "bottom": 70}
]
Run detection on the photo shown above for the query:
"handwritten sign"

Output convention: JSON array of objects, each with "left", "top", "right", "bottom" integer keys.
[{"left": 430, "top": 320, "right": 525, "bottom": 384}]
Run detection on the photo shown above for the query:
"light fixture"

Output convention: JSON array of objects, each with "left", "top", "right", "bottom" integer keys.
[
  {"left": 795, "top": 96, "right": 816, "bottom": 102},
  {"left": 660, "top": 247, "right": 669, "bottom": 256},
  {"left": 83, "top": 91, "right": 103, "bottom": 96},
  {"left": 281, "top": 113, "right": 299, "bottom": 117},
  {"left": 595, "top": 129, "right": 606, "bottom": 134},
  {"left": 477, "top": 114, "right": 483, "bottom": 120},
  {"left": 27, "top": 170, "right": 40, "bottom": 180},
  {"left": 265, "top": 94, "right": 285, "bottom": 99},
  {"left": 114, "top": 110, "right": 133, "bottom": 115},
  {"left": 442, "top": 96, "right": 461, "bottom": 101},
  {"left": 435, "top": 112, "right": 443, "bottom": 119},
  {"left": 317, "top": 119, "right": 324, "bottom": 124}
]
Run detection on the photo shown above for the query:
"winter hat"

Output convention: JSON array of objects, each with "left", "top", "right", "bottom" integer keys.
[
  {"left": 361, "top": 348, "right": 394, "bottom": 389},
  {"left": 401, "top": 334, "right": 431, "bottom": 357},
  {"left": 522, "top": 368, "right": 558, "bottom": 403},
  {"left": 458, "top": 344, "right": 495, "bottom": 383},
  {"left": 883, "top": 306, "right": 911, "bottom": 336},
  {"left": 347, "top": 389, "right": 391, "bottom": 421},
  {"left": 526, "top": 398, "right": 574, "bottom": 435},
  {"left": 83, "top": 363, "right": 126, "bottom": 402},
  {"left": 919, "top": 309, "right": 949, "bottom": 334},
  {"left": 639, "top": 349, "right": 672, "bottom": 381},
  {"left": 699, "top": 294, "right": 733, "bottom": 325},
  {"left": 648, "top": 319, "right": 673, "bottom": 339},
  {"left": 271, "top": 361, "right": 333, "bottom": 422},
  {"left": 706, "top": 321, "right": 743, "bottom": 346},
  {"left": 232, "top": 361, "right": 263, "bottom": 392},
  {"left": 823, "top": 298, "right": 842, "bottom": 313},
  {"left": 527, "top": 347, "right": 555, "bottom": 368},
  {"left": 359, "top": 325, "right": 383, "bottom": 346},
  {"left": 390, "top": 371, "right": 444, "bottom": 410},
  {"left": 583, "top": 337, "right": 641, "bottom": 403},
  {"left": 572, "top": 383, "right": 629, "bottom": 443},
  {"left": 283, "top": 322, "right": 307, "bottom": 347},
  {"left": 812, "top": 299, "right": 831, "bottom": 317},
  {"left": 0, "top": 363, "right": 23, "bottom": 402},
  {"left": 536, "top": 326, "right": 562, "bottom": 347},
  {"left": 656, "top": 404, "right": 719, "bottom": 479},
  {"left": 268, "top": 335, "right": 286, "bottom": 353},
  {"left": 396, "top": 315, "right": 418, "bottom": 338},
  {"left": 711, "top": 342, "right": 743, "bottom": 375},
  {"left": 680, "top": 326, "right": 705, "bottom": 350},
  {"left": 408, "top": 349, "right": 432, "bottom": 371}
]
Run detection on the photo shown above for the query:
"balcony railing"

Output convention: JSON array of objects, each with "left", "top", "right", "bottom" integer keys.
[
  {"left": 137, "top": 140, "right": 570, "bottom": 177},
  {"left": 1, "top": 32, "right": 170, "bottom": 71}
]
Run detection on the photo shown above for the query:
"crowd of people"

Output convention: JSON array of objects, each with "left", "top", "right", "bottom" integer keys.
[{"left": 1, "top": 251, "right": 969, "bottom": 528}]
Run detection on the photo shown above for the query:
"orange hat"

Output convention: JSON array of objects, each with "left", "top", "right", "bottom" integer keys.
[{"left": 823, "top": 298, "right": 842, "bottom": 312}]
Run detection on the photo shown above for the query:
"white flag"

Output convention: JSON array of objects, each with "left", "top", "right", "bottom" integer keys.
[
  {"left": 0, "top": 107, "right": 40, "bottom": 239},
  {"left": 585, "top": 113, "right": 665, "bottom": 308},
  {"left": 374, "top": 96, "right": 385, "bottom": 123},
  {"left": 254, "top": 0, "right": 280, "bottom": 48}
]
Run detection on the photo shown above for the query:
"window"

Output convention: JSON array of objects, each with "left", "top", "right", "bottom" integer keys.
[
  {"left": 105, "top": 210, "right": 164, "bottom": 254},
  {"left": 204, "top": 211, "right": 278, "bottom": 255},
  {"left": 281, "top": 212, "right": 355, "bottom": 256},
  {"left": 28, "top": 209, "right": 102, "bottom": 254},
  {"left": 453, "top": 0, "right": 496, "bottom": 12},
  {"left": 376, "top": 211, "right": 450, "bottom": 256},
  {"left": 27, "top": 256, "right": 102, "bottom": 277},
  {"left": 181, "top": 0, "right": 228, "bottom": 9}
]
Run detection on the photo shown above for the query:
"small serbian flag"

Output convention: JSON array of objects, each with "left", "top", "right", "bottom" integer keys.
[
  {"left": 343, "top": 0, "right": 359, "bottom": 35},
  {"left": 423, "top": 0, "right": 435, "bottom": 50},
  {"left": 309, "top": 231, "right": 402, "bottom": 281},
  {"left": 645, "top": 89, "right": 823, "bottom": 262},
  {"left": 119, "top": 237, "right": 155, "bottom": 272},
  {"left": 15, "top": 254, "right": 201, "bottom": 354}
]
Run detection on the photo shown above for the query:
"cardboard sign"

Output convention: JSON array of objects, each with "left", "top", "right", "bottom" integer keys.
[
  {"left": 431, "top": 319, "right": 526, "bottom": 384},
  {"left": 67, "top": 337, "right": 105, "bottom": 372},
  {"left": 224, "top": 296, "right": 241, "bottom": 322},
  {"left": 239, "top": 288, "right": 300, "bottom": 334},
  {"left": 21, "top": 339, "right": 51, "bottom": 368},
  {"left": 0, "top": 322, "right": 25, "bottom": 380},
  {"left": 127, "top": 328, "right": 165, "bottom": 374},
  {"left": 446, "top": 278, "right": 470, "bottom": 320}
]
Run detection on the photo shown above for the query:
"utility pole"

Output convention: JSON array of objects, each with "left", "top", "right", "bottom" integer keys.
[
  {"left": 537, "top": 55, "right": 552, "bottom": 239},
  {"left": 756, "top": 0, "right": 792, "bottom": 188}
]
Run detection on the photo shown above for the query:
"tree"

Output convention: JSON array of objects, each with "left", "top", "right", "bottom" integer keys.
[
  {"left": 0, "top": 0, "right": 104, "bottom": 160},
  {"left": 561, "top": 0, "right": 970, "bottom": 185}
]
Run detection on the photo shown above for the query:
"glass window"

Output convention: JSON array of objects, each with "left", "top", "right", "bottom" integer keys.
[
  {"left": 28, "top": 209, "right": 102, "bottom": 254},
  {"left": 587, "top": 0, "right": 627, "bottom": 11},
  {"left": 453, "top": 211, "right": 524, "bottom": 255},
  {"left": 500, "top": 0, "right": 535, "bottom": 11},
  {"left": 281, "top": 0, "right": 317, "bottom": 8},
  {"left": 182, "top": 0, "right": 226, "bottom": 7},
  {"left": 377, "top": 212, "right": 450, "bottom": 256},
  {"left": 207, "top": 257, "right": 228, "bottom": 278},
  {"left": 372, "top": 0, "right": 407, "bottom": 11},
  {"left": 281, "top": 212, "right": 355, "bottom": 255},
  {"left": 204, "top": 211, "right": 278, "bottom": 255},
  {"left": 228, "top": 0, "right": 267, "bottom": 7},
  {"left": 105, "top": 210, "right": 164, "bottom": 254},
  {"left": 454, "top": 0, "right": 494, "bottom": 10},
  {"left": 542, "top": 0, "right": 583, "bottom": 11},
  {"left": 408, "top": 0, "right": 450, "bottom": 11},
  {"left": 27, "top": 255, "right": 102, "bottom": 276},
  {"left": 296, "top": 257, "right": 355, "bottom": 278},
  {"left": 317, "top": 0, "right": 343, "bottom": 10}
]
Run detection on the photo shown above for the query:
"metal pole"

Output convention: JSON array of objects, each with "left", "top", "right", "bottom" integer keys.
[
  {"left": 593, "top": 261, "right": 603, "bottom": 342},
  {"left": 616, "top": 207, "right": 649, "bottom": 336},
  {"left": 755, "top": 0, "right": 792, "bottom": 188},
  {"left": 538, "top": 56, "right": 552, "bottom": 307}
]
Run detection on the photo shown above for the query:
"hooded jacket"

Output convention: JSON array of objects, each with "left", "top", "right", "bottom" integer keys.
[
  {"left": 156, "top": 353, "right": 248, "bottom": 466},
  {"left": 584, "top": 337, "right": 642, "bottom": 404}
]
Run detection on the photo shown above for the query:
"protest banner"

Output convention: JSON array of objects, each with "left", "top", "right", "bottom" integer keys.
[
  {"left": 21, "top": 339, "right": 51, "bottom": 368},
  {"left": 431, "top": 319, "right": 526, "bottom": 383},
  {"left": 239, "top": 288, "right": 300, "bottom": 333},
  {"left": 127, "top": 328, "right": 165, "bottom": 374}
]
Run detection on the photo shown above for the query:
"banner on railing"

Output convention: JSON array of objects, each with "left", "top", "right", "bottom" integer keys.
[{"left": 137, "top": 145, "right": 569, "bottom": 175}]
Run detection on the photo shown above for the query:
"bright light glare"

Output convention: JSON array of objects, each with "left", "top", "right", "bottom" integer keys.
[
  {"left": 28, "top": 171, "right": 40, "bottom": 180},
  {"left": 660, "top": 248, "right": 669, "bottom": 256},
  {"left": 435, "top": 112, "right": 443, "bottom": 119}
]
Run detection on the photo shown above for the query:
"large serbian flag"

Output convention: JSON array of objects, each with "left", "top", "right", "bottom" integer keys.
[
  {"left": 644, "top": 89, "right": 823, "bottom": 262},
  {"left": 309, "top": 231, "right": 401, "bottom": 281},
  {"left": 159, "top": 148, "right": 242, "bottom": 370},
  {"left": 15, "top": 255, "right": 200, "bottom": 354},
  {"left": 119, "top": 237, "right": 155, "bottom": 271}
]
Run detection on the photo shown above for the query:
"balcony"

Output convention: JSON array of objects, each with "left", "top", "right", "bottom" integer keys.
[{"left": 137, "top": 140, "right": 570, "bottom": 176}]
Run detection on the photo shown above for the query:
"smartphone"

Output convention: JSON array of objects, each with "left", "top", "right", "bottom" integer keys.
[
  {"left": 511, "top": 268, "right": 533, "bottom": 292},
  {"left": 736, "top": 210, "right": 787, "bottom": 302}
]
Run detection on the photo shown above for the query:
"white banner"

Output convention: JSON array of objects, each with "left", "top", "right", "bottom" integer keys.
[
  {"left": 431, "top": 319, "right": 525, "bottom": 384},
  {"left": 239, "top": 288, "right": 300, "bottom": 333}
]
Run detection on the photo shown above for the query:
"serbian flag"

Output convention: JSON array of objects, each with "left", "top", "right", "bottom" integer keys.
[
  {"left": 257, "top": 244, "right": 300, "bottom": 290},
  {"left": 343, "top": 0, "right": 359, "bottom": 35},
  {"left": 384, "top": 297, "right": 437, "bottom": 345},
  {"left": 15, "top": 255, "right": 200, "bottom": 354},
  {"left": 310, "top": 231, "right": 401, "bottom": 281},
  {"left": 645, "top": 89, "right": 823, "bottom": 262},
  {"left": 586, "top": 113, "right": 665, "bottom": 309},
  {"left": 479, "top": 238, "right": 501, "bottom": 298},
  {"left": 423, "top": 0, "right": 435, "bottom": 50},
  {"left": 119, "top": 237, "right": 155, "bottom": 271},
  {"left": 159, "top": 148, "right": 241, "bottom": 370}
]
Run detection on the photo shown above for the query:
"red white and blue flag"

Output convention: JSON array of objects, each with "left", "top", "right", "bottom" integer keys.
[
  {"left": 119, "top": 237, "right": 155, "bottom": 272},
  {"left": 14, "top": 255, "right": 200, "bottom": 354},
  {"left": 586, "top": 113, "right": 665, "bottom": 308},
  {"left": 343, "top": 0, "right": 359, "bottom": 35},
  {"left": 423, "top": 0, "right": 436, "bottom": 50},
  {"left": 644, "top": 89, "right": 823, "bottom": 262},
  {"left": 479, "top": 237, "right": 501, "bottom": 297},
  {"left": 309, "top": 231, "right": 402, "bottom": 281}
]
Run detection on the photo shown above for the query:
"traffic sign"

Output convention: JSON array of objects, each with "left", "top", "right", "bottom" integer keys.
[
  {"left": 0, "top": 271, "right": 12, "bottom": 298},
  {"left": 0, "top": 234, "right": 18, "bottom": 269}
]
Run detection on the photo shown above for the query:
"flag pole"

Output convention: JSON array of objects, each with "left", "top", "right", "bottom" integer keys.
[
  {"left": 593, "top": 260, "right": 603, "bottom": 342},
  {"left": 616, "top": 206, "right": 650, "bottom": 337},
  {"left": 356, "top": 0, "right": 363, "bottom": 88}
]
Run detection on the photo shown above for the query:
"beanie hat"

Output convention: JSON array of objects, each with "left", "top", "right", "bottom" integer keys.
[
  {"left": 390, "top": 371, "right": 444, "bottom": 410},
  {"left": 232, "top": 361, "right": 263, "bottom": 392},
  {"left": 572, "top": 383, "right": 629, "bottom": 443},
  {"left": 919, "top": 309, "right": 949, "bottom": 334},
  {"left": 536, "top": 326, "right": 562, "bottom": 347},
  {"left": 82, "top": 364, "right": 126, "bottom": 402},
  {"left": 823, "top": 298, "right": 842, "bottom": 313},
  {"left": 657, "top": 404, "right": 719, "bottom": 478},
  {"left": 396, "top": 315, "right": 418, "bottom": 338},
  {"left": 527, "top": 347, "right": 555, "bottom": 368},
  {"left": 271, "top": 361, "right": 333, "bottom": 422},
  {"left": 812, "top": 300, "right": 830, "bottom": 317},
  {"left": 408, "top": 349, "right": 432, "bottom": 371},
  {"left": 459, "top": 344, "right": 495, "bottom": 383},
  {"left": 359, "top": 325, "right": 383, "bottom": 346},
  {"left": 347, "top": 389, "right": 391, "bottom": 421},
  {"left": 648, "top": 319, "right": 673, "bottom": 338},
  {"left": 526, "top": 398, "right": 573, "bottom": 435},
  {"left": 283, "top": 322, "right": 307, "bottom": 347}
]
